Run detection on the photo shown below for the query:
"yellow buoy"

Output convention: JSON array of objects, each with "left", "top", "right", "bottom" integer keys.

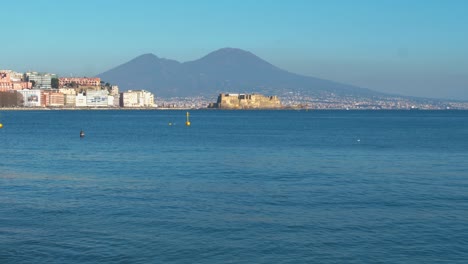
[
  {"left": 185, "top": 112, "right": 191, "bottom": 126},
  {"left": 0, "top": 123, "right": 3, "bottom": 129}
]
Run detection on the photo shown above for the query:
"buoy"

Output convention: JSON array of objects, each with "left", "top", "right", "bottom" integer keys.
[
  {"left": 185, "top": 112, "right": 191, "bottom": 126},
  {"left": 0, "top": 123, "right": 3, "bottom": 129}
]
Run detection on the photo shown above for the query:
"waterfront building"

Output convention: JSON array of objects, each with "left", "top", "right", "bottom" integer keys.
[
  {"left": 17, "top": 89, "right": 42, "bottom": 107},
  {"left": 121, "top": 90, "right": 155, "bottom": 107},
  {"left": 107, "top": 95, "right": 115, "bottom": 107},
  {"left": 64, "top": 94, "right": 76, "bottom": 107},
  {"left": 86, "top": 90, "right": 108, "bottom": 107},
  {"left": 76, "top": 93, "right": 87, "bottom": 107},
  {"left": 113, "top": 94, "right": 120, "bottom": 107},
  {"left": 59, "top": 77, "right": 100, "bottom": 87},
  {"left": 49, "top": 92, "right": 65, "bottom": 107},
  {"left": 41, "top": 92, "right": 49, "bottom": 107}
]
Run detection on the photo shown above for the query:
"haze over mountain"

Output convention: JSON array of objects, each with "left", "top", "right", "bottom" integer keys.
[{"left": 97, "top": 48, "right": 383, "bottom": 98}]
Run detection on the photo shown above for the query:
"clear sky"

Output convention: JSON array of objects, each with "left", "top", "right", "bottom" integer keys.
[{"left": 1, "top": 0, "right": 467, "bottom": 99}]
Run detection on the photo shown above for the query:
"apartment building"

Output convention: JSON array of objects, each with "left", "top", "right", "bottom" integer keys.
[
  {"left": 25, "top": 72, "right": 55, "bottom": 89},
  {"left": 17, "top": 89, "right": 42, "bottom": 107},
  {"left": 121, "top": 90, "right": 155, "bottom": 107}
]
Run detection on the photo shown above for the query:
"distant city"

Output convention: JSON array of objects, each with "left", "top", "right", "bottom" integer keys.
[{"left": 1, "top": 69, "right": 467, "bottom": 110}]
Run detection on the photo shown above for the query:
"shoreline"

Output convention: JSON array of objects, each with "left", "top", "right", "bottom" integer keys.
[{"left": 1, "top": 107, "right": 467, "bottom": 111}]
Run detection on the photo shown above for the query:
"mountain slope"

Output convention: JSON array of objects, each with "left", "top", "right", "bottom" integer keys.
[{"left": 97, "top": 48, "right": 380, "bottom": 98}]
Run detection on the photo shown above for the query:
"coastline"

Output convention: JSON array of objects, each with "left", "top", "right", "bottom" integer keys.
[
  {"left": 0, "top": 107, "right": 191, "bottom": 111},
  {"left": 1, "top": 107, "right": 467, "bottom": 111}
]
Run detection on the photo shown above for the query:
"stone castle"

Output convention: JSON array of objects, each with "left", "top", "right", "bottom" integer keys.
[{"left": 209, "top": 93, "right": 281, "bottom": 109}]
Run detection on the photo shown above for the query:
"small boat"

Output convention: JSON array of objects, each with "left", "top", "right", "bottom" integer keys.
[{"left": 80, "top": 130, "right": 85, "bottom": 138}]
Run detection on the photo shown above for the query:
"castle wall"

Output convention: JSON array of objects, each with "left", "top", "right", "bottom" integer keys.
[{"left": 214, "top": 93, "right": 281, "bottom": 109}]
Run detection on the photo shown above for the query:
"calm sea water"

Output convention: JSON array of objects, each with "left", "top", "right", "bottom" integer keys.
[{"left": 1, "top": 110, "right": 467, "bottom": 263}]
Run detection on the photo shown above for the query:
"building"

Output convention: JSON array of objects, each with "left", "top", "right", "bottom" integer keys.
[
  {"left": 121, "top": 90, "right": 155, "bottom": 108},
  {"left": 86, "top": 90, "right": 108, "bottom": 107},
  {"left": 110, "top": 85, "right": 119, "bottom": 96},
  {"left": 59, "top": 88, "right": 77, "bottom": 95},
  {"left": 25, "top": 72, "right": 55, "bottom": 89},
  {"left": 107, "top": 95, "right": 115, "bottom": 107},
  {"left": 59, "top": 77, "right": 100, "bottom": 87},
  {"left": 113, "top": 94, "right": 120, "bottom": 107},
  {"left": 64, "top": 94, "right": 76, "bottom": 107},
  {"left": 209, "top": 93, "right": 282, "bottom": 109},
  {"left": 1, "top": 70, "right": 33, "bottom": 91},
  {"left": 76, "top": 93, "right": 87, "bottom": 107},
  {"left": 17, "top": 89, "right": 42, "bottom": 107},
  {"left": 0, "top": 71, "right": 11, "bottom": 91},
  {"left": 40, "top": 93, "right": 47, "bottom": 106},
  {"left": 1, "top": 71, "right": 33, "bottom": 91},
  {"left": 9, "top": 71, "right": 24, "bottom": 82},
  {"left": 11, "top": 82, "right": 32, "bottom": 90},
  {"left": 49, "top": 92, "right": 65, "bottom": 107}
]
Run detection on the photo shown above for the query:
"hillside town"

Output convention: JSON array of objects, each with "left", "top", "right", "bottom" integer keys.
[{"left": 0, "top": 70, "right": 155, "bottom": 108}]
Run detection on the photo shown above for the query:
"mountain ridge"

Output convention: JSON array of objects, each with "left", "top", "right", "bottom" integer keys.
[{"left": 97, "top": 48, "right": 382, "bottom": 98}]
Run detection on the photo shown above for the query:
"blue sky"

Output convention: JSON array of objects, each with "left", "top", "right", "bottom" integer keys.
[{"left": 1, "top": 0, "right": 467, "bottom": 99}]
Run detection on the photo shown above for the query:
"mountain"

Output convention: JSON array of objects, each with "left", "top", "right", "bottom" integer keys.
[{"left": 97, "top": 48, "right": 382, "bottom": 98}]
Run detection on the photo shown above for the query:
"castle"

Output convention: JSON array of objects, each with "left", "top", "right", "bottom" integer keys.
[{"left": 209, "top": 93, "right": 281, "bottom": 109}]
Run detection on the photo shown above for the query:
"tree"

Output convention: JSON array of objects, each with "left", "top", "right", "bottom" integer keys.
[
  {"left": 51, "top": 78, "right": 59, "bottom": 89},
  {"left": 0, "top": 91, "right": 23, "bottom": 107},
  {"left": 30, "top": 80, "right": 36, "bottom": 88}
]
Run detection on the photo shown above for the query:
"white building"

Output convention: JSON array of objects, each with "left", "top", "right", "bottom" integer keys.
[
  {"left": 3, "top": 70, "right": 24, "bottom": 82},
  {"left": 110, "top": 85, "right": 119, "bottom": 96},
  {"left": 59, "top": 88, "right": 76, "bottom": 95},
  {"left": 121, "top": 90, "right": 155, "bottom": 108},
  {"left": 76, "top": 93, "right": 87, "bottom": 107},
  {"left": 17, "top": 89, "right": 42, "bottom": 107},
  {"left": 86, "top": 90, "right": 108, "bottom": 107},
  {"left": 107, "top": 95, "right": 115, "bottom": 107}
]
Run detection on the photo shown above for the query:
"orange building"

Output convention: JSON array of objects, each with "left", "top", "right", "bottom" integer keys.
[
  {"left": 11, "top": 81, "right": 33, "bottom": 90},
  {"left": 49, "top": 92, "right": 65, "bottom": 106},
  {"left": 41, "top": 92, "right": 49, "bottom": 107},
  {"left": 0, "top": 71, "right": 11, "bottom": 91},
  {"left": 0, "top": 71, "right": 32, "bottom": 91},
  {"left": 40, "top": 91, "right": 65, "bottom": 107}
]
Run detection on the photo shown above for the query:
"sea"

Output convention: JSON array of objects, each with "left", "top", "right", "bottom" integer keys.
[{"left": 1, "top": 110, "right": 467, "bottom": 264}]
